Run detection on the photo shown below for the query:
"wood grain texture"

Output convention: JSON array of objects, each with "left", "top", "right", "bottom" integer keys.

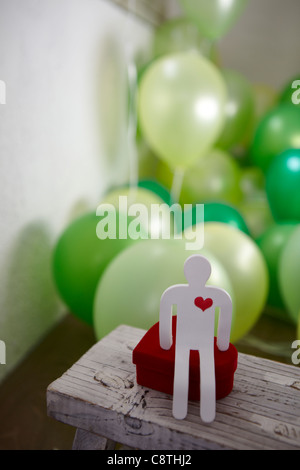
[
  {"left": 72, "top": 429, "right": 108, "bottom": 450},
  {"left": 47, "top": 325, "right": 300, "bottom": 450}
]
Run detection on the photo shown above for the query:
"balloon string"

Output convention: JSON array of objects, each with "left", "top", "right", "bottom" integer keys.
[
  {"left": 171, "top": 167, "right": 185, "bottom": 204},
  {"left": 127, "top": 61, "right": 139, "bottom": 195},
  {"left": 124, "top": 0, "right": 139, "bottom": 197}
]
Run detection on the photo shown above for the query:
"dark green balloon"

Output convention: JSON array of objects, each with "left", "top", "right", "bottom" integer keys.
[
  {"left": 138, "top": 179, "right": 173, "bottom": 206},
  {"left": 256, "top": 223, "right": 297, "bottom": 313},
  {"left": 204, "top": 203, "right": 250, "bottom": 234},
  {"left": 182, "top": 202, "right": 250, "bottom": 235},
  {"left": 53, "top": 211, "right": 136, "bottom": 325},
  {"left": 266, "top": 149, "right": 300, "bottom": 223},
  {"left": 251, "top": 103, "right": 300, "bottom": 172}
]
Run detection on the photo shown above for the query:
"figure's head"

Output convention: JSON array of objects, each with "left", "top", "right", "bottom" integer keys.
[{"left": 184, "top": 255, "right": 212, "bottom": 286}]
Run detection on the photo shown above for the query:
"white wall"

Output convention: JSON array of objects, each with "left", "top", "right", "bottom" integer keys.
[{"left": 0, "top": 0, "right": 152, "bottom": 382}]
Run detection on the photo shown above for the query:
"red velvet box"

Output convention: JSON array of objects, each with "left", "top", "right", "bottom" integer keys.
[{"left": 132, "top": 316, "right": 238, "bottom": 401}]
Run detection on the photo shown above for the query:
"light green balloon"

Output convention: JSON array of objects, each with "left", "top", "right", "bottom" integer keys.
[
  {"left": 185, "top": 223, "right": 269, "bottom": 342},
  {"left": 101, "top": 186, "right": 172, "bottom": 239},
  {"left": 157, "top": 148, "right": 243, "bottom": 206},
  {"left": 256, "top": 223, "right": 297, "bottom": 313},
  {"left": 153, "top": 17, "right": 218, "bottom": 62},
  {"left": 93, "top": 238, "right": 235, "bottom": 340},
  {"left": 279, "top": 225, "right": 300, "bottom": 324},
  {"left": 179, "top": 0, "right": 249, "bottom": 41},
  {"left": 217, "top": 69, "right": 255, "bottom": 150},
  {"left": 138, "top": 52, "right": 227, "bottom": 169}
]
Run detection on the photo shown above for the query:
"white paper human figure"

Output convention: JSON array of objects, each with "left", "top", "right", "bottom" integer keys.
[{"left": 159, "top": 254, "right": 232, "bottom": 423}]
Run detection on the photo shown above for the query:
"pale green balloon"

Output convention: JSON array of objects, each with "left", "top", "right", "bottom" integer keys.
[
  {"left": 279, "top": 225, "right": 300, "bottom": 324},
  {"left": 93, "top": 238, "right": 235, "bottom": 340},
  {"left": 138, "top": 52, "right": 227, "bottom": 169},
  {"left": 179, "top": 0, "right": 249, "bottom": 41},
  {"left": 156, "top": 148, "right": 243, "bottom": 206},
  {"left": 185, "top": 223, "right": 269, "bottom": 342},
  {"left": 153, "top": 17, "right": 218, "bottom": 62},
  {"left": 217, "top": 69, "right": 255, "bottom": 150},
  {"left": 100, "top": 186, "right": 172, "bottom": 239}
]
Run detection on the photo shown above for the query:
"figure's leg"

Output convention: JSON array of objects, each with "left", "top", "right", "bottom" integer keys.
[
  {"left": 172, "top": 346, "right": 190, "bottom": 420},
  {"left": 199, "top": 348, "right": 216, "bottom": 423}
]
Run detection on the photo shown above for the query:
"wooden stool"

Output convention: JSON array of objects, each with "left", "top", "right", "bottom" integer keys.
[{"left": 47, "top": 324, "right": 300, "bottom": 450}]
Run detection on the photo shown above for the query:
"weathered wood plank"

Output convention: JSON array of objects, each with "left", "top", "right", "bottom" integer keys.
[{"left": 47, "top": 325, "right": 300, "bottom": 450}]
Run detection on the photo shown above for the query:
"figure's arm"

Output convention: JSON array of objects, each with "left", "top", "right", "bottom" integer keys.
[
  {"left": 159, "top": 286, "right": 176, "bottom": 350},
  {"left": 215, "top": 289, "right": 233, "bottom": 352}
]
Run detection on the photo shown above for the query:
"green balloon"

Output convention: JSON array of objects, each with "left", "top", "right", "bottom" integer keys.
[
  {"left": 266, "top": 149, "right": 300, "bottom": 223},
  {"left": 156, "top": 148, "right": 243, "bottom": 206},
  {"left": 138, "top": 179, "right": 173, "bottom": 206},
  {"left": 93, "top": 238, "right": 235, "bottom": 340},
  {"left": 205, "top": 203, "right": 250, "bottom": 234},
  {"left": 120, "top": 177, "right": 173, "bottom": 206},
  {"left": 182, "top": 202, "right": 250, "bottom": 235},
  {"left": 186, "top": 223, "right": 269, "bottom": 342},
  {"left": 179, "top": 0, "right": 248, "bottom": 41},
  {"left": 279, "top": 225, "right": 300, "bottom": 324},
  {"left": 256, "top": 223, "right": 297, "bottom": 313},
  {"left": 251, "top": 103, "right": 300, "bottom": 172},
  {"left": 280, "top": 75, "right": 300, "bottom": 108},
  {"left": 53, "top": 211, "right": 136, "bottom": 325},
  {"left": 217, "top": 69, "right": 255, "bottom": 150},
  {"left": 238, "top": 195, "right": 274, "bottom": 239},
  {"left": 138, "top": 52, "right": 227, "bottom": 169},
  {"left": 152, "top": 17, "right": 218, "bottom": 62},
  {"left": 239, "top": 166, "right": 266, "bottom": 201}
]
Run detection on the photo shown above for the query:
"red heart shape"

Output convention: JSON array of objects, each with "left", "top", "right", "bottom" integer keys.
[{"left": 194, "top": 297, "right": 213, "bottom": 311}]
